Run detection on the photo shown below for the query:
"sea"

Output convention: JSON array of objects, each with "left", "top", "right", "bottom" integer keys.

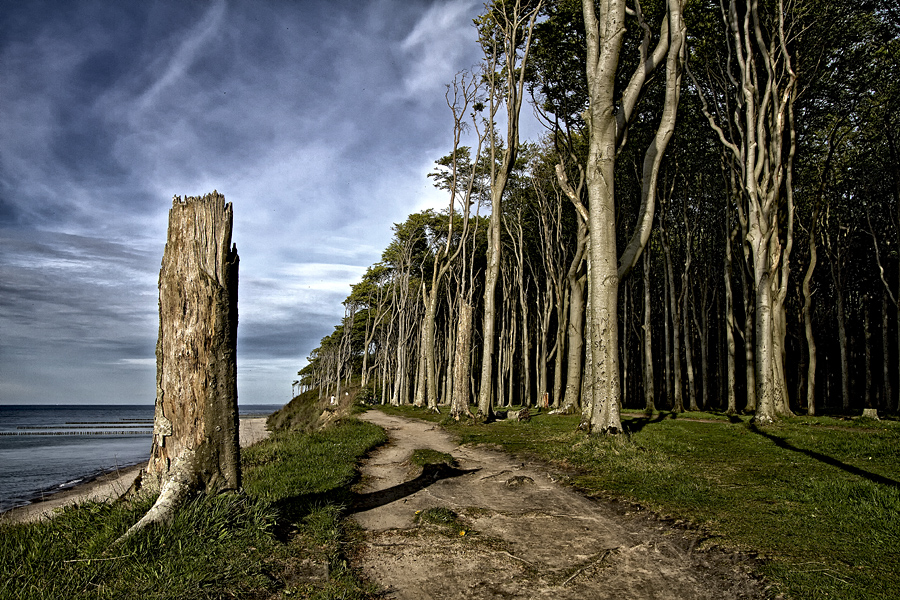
[{"left": 0, "top": 404, "right": 283, "bottom": 514}]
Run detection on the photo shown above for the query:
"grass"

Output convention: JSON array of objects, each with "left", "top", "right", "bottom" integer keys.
[
  {"left": 408, "top": 448, "right": 457, "bottom": 468},
  {"left": 0, "top": 415, "right": 387, "bottom": 600},
  {"left": 379, "top": 403, "right": 900, "bottom": 600}
]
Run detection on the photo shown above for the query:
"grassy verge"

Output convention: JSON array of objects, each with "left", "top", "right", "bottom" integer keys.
[
  {"left": 379, "top": 404, "right": 900, "bottom": 600},
  {"left": 0, "top": 416, "right": 386, "bottom": 600}
]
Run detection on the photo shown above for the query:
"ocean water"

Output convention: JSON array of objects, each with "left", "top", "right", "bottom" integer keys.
[{"left": 0, "top": 404, "right": 281, "bottom": 513}]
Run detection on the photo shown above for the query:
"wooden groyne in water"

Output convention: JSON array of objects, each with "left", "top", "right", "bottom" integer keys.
[
  {"left": 17, "top": 425, "right": 151, "bottom": 430},
  {"left": 0, "top": 430, "right": 152, "bottom": 436}
]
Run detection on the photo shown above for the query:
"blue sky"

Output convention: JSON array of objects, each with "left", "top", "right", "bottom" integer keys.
[{"left": 0, "top": 0, "right": 490, "bottom": 406}]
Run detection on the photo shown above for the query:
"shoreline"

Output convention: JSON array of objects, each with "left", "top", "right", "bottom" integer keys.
[{"left": 0, "top": 416, "right": 271, "bottom": 525}]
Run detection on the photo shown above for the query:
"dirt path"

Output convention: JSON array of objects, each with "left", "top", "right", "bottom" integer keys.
[{"left": 352, "top": 411, "right": 768, "bottom": 600}]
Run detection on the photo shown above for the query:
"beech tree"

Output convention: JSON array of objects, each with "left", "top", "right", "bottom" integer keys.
[
  {"left": 421, "top": 73, "right": 486, "bottom": 413},
  {"left": 476, "top": 0, "right": 543, "bottom": 419},
  {"left": 581, "top": 0, "right": 687, "bottom": 433},
  {"left": 690, "top": 0, "right": 799, "bottom": 423}
]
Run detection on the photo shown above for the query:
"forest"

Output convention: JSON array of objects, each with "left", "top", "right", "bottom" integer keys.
[{"left": 295, "top": 0, "right": 900, "bottom": 432}]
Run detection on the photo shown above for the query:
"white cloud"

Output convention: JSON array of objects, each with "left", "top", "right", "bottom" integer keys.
[
  {"left": 133, "top": 0, "right": 228, "bottom": 114},
  {"left": 0, "top": 0, "right": 488, "bottom": 406},
  {"left": 399, "top": 0, "right": 482, "bottom": 98}
]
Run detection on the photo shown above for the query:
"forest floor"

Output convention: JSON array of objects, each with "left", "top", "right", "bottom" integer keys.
[{"left": 351, "top": 410, "right": 771, "bottom": 600}]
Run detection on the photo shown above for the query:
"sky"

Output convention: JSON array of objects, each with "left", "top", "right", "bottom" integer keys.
[{"left": 0, "top": 0, "right": 499, "bottom": 407}]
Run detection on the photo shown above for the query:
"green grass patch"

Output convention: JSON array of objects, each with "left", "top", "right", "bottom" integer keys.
[
  {"left": 408, "top": 448, "right": 457, "bottom": 468},
  {"left": 413, "top": 507, "right": 469, "bottom": 537},
  {"left": 0, "top": 416, "right": 387, "bottom": 600},
  {"left": 379, "top": 403, "right": 900, "bottom": 600}
]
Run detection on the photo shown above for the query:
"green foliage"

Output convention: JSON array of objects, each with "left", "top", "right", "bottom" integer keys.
[{"left": 267, "top": 387, "right": 322, "bottom": 432}]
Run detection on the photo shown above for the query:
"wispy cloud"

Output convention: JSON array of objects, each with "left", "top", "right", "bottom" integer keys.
[
  {"left": 133, "top": 0, "right": 227, "bottom": 114},
  {"left": 0, "top": 0, "right": 487, "bottom": 406},
  {"left": 400, "top": 0, "right": 482, "bottom": 97}
]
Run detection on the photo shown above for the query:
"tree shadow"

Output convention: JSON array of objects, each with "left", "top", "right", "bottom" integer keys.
[
  {"left": 623, "top": 412, "right": 668, "bottom": 435},
  {"left": 749, "top": 424, "right": 900, "bottom": 489},
  {"left": 348, "top": 463, "right": 479, "bottom": 514}
]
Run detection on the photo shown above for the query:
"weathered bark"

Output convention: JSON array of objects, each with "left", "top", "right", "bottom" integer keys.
[
  {"left": 579, "top": 251, "right": 594, "bottom": 429},
  {"left": 413, "top": 318, "right": 427, "bottom": 407},
  {"left": 582, "top": 0, "right": 686, "bottom": 433},
  {"left": 122, "top": 192, "right": 239, "bottom": 543},
  {"left": 450, "top": 301, "right": 476, "bottom": 420},
  {"left": 582, "top": 0, "right": 625, "bottom": 434},
  {"left": 772, "top": 104, "right": 797, "bottom": 418}
]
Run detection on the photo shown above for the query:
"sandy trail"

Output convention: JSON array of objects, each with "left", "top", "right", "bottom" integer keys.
[
  {"left": 1, "top": 416, "right": 270, "bottom": 524},
  {"left": 352, "top": 411, "right": 767, "bottom": 600}
]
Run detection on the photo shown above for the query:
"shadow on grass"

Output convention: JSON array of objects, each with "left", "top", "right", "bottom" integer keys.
[
  {"left": 623, "top": 412, "right": 668, "bottom": 435},
  {"left": 349, "top": 463, "right": 479, "bottom": 513},
  {"left": 749, "top": 424, "right": 900, "bottom": 489}
]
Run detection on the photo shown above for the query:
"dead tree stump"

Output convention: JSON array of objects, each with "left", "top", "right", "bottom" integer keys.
[{"left": 119, "top": 192, "right": 239, "bottom": 542}]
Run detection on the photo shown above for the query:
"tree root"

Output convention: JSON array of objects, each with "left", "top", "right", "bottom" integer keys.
[{"left": 112, "top": 449, "right": 198, "bottom": 547}]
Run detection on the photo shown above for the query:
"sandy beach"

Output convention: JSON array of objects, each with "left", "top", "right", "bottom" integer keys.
[{"left": 0, "top": 416, "right": 271, "bottom": 525}]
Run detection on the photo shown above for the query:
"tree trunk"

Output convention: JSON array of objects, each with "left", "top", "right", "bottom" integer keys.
[
  {"left": 580, "top": 252, "right": 594, "bottom": 429},
  {"left": 690, "top": 298, "right": 708, "bottom": 411},
  {"left": 451, "top": 301, "right": 475, "bottom": 420},
  {"left": 642, "top": 248, "right": 655, "bottom": 413},
  {"left": 662, "top": 227, "right": 683, "bottom": 412},
  {"left": 477, "top": 0, "right": 542, "bottom": 420},
  {"left": 582, "top": 0, "right": 685, "bottom": 433},
  {"left": 834, "top": 279, "right": 850, "bottom": 412},
  {"left": 741, "top": 261, "right": 757, "bottom": 412},
  {"left": 864, "top": 297, "right": 873, "bottom": 408},
  {"left": 802, "top": 224, "right": 818, "bottom": 415},
  {"left": 883, "top": 293, "right": 891, "bottom": 412},
  {"left": 562, "top": 221, "right": 588, "bottom": 413},
  {"left": 663, "top": 251, "right": 673, "bottom": 407},
  {"left": 622, "top": 280, "right": 630, "bottom": 408},
  {"left": 122, "top": 192, "right": 239, "bottom": 543},
  {"left": 552, "top": 284, "right": 568, "bottom": 408}
]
